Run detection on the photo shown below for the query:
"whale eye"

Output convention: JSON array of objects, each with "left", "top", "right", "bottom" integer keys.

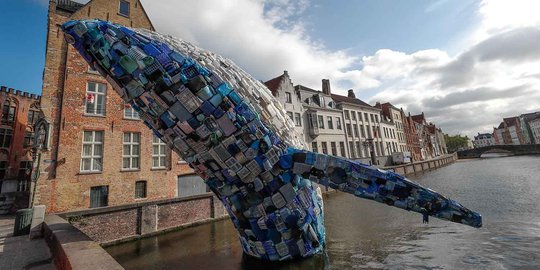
[{"left": 65, "top": 33, "right": 76, "bottom": 45}]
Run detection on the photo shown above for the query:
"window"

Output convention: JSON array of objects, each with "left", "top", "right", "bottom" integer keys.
[
  {"left": 119, "top": 0, "right": 130, "bottom": 17},
  {"left": 364, "top": 113, "right": 369, "bottom": 122},
  {"left": 351, "top": 111, "right": 356, "bottom": 120},
  {"left": 336, "top": 117, "right": 342, "bottom": 130},
  {"left": 18, "top": 161, "right": 32, "bottom": 191},
  {"left": 177, "top": 174, "right": 208, "bottom": 197},
  {"left": 375, "top": 115, "right": 379, "bottom": 123},
  {"left": 346, "top": 124, "right": 352, "bottom": 136},
  {"left": 152, "top": 135, "right": 167, "bottom": 169},
  {"left": 0, "top": 160, "right": 7, "bottom": 179},
  {"left": 294, "top": 113, "right": 302, "bottom": 127},
  {"left": 24, "top": 131, "right": 34, "bottom": 147},
  {"left": 90, "top": 186, "right": 108, "bottom": 208},
  {"left": 81, "top": 131, "right": 103, "bottom": 172},
  {"left": 0, "top": 129, "right": 13, "bottom": 148},
  {"left": 358, "top": 112, "right": 363, "bottom": 122},
  {"left": 373, "top": 126, "right": 378, "bottom": 138},
  {"left": 344, "top": 110, "right": 350, "bottom": 120},
  {"left": 349, "top": 142, "right": 355, "bottom": 158},
  {"left": 317, "top": 115, "right": 324, "bottom": 129},
  {"left": 360, "top": 125, "right": 365, "bottom": 138},
  {"left": 356, "top": 142, "right": 362, "bottom": 157},
  {"left": 88, "top": 64, "right": 100, "bottom": 74},
  {"left": 286, "top": 111, "right": 293, "bottom": 120},
  {"left": 27, "top": 109, "right": 39, "bottom": 126},
  {"left": 327, "top": 116, "right": 333, "bottom": 129},
  {"left": 370, "top": 114, "right": 375, "bottom": 122},
  {"left": 124, "top": 103, "right": 140, "bottom": 119},
  {"left": 85, "top": 82, "right": 106, "bottom": 116},
  {"left": 353, "top": 124, "right": 358, "bottom": 137},
  {"left": 321, "top": 142, "right": 328, "bottom": 154},
  {"left": 339, "top": 142, "right": 346, "bottom": 157},
  {"left": 135, "top": 180, "right": 147, "bottom": 199},
  {"left": 311, "top": 142, "right": 318, "bottom": 153},
  {"left": 308, "top": 114, "right": 315, "bottom": 128},
  {"left": 123, "top": 132, "right": 140, "bottom": 170},
  {"left": 367, "top": 126, "right": 372, "bottom": 138},
  {"left": 331, "top": 142, "right": 337, "bottom": 156},
  {"left": 286, "top": 92, "right": 292, "bottom": 103},
  {"left": 2, "top": 99, "right": 16, "bottom": 125}
]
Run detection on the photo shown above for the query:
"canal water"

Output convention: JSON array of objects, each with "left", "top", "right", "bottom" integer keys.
[{"left": 106, "top": 155, "right": 540, "bottom": 269}]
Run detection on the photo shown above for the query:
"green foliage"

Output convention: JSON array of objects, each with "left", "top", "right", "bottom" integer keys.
[{"left": 445, "top": 134, "right": 470, "bottom": 153}]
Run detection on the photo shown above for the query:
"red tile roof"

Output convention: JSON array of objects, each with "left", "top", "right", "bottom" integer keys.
[
  {"left": 411, "top": 113, "right": 426, "bottom": 124},
  {"left": 263, "top": 74, "right": 285, "bottom": 96},
  {"left": 503, "top": 117, "right": 518, "bottom": 127}
]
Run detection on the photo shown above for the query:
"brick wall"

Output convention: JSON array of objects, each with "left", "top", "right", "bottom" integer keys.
[
  {"left": 35, "top": 0, "right": 194, "bottom": 213},
  {"left": 62, "top": 194, "right": 229, "bottom": 244}
]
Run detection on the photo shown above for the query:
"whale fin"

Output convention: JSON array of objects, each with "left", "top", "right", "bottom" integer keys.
[{"left": 284, "top": 148, "right": 482, "bottom": 228}]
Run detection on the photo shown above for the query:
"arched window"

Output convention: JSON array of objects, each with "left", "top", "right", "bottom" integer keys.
[
  {"left": 1, "top": 98, "right": 17, "bottom": 125},
  {"left": 27, "top": 102, "right": 40, "bottom": 126}
]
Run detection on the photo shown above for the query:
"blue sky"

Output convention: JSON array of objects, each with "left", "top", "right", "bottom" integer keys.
[
  {"left": 1, "top": 0, "right": 539, "bottom": 136},
  {"left": 0, "top": 0, "right": 48, "bottom": 94}
]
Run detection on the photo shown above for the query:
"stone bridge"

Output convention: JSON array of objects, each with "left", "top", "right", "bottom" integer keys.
[{"left": 457, "top": 144, "right": 540, "bottom": 159}]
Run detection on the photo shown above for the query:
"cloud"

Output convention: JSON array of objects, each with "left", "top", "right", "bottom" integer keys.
[
  {"left": 140, "top": 0, "right": 355, "bottom": 90},
  {"left": 139, "top": 0, "right": 540, "bottom": 138},
  {"left": 366, "top": 25, "right": 540, "bottom": 137}
]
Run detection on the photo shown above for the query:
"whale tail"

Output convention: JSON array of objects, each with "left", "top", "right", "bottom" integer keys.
[{"left": 284, "top": 148, "right": 482, "bottom": 228}]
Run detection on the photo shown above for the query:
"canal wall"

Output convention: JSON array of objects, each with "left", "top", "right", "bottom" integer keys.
[
  {"left": 42, "top": 214, "right": 123, "bottom": 270},
  {"left": 382, "top": 153, "right": 457, "bottom": 176},
  {"left": 59, "top": 193, "right": 229, "bottom": 246}
]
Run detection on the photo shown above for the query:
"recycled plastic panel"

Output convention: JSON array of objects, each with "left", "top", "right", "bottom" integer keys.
[{"left": 61, "top": 20, "right": 482, "bottom": 261}]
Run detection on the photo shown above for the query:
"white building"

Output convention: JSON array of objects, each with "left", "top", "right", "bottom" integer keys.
[
  {"left": 529, "top": 117, "right": 540, "bottom": 144},
  {"left": 473, "top": 133, "right": 495, "bottom": 148},
  {"left": 331, "top": 90, "right": 386, "bottom": 159},
  {"left": 296, "top": 82, "right": 348, "bottom": 157},
  {"left": 376, "top": 102, "right": 407, "bottom": 153}
]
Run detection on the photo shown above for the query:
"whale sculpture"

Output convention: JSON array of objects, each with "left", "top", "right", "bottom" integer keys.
[{"left": 61, "top": 19, "right": 482, "bottom": 261}]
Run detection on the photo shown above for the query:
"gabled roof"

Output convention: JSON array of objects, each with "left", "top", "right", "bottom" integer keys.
[
  {"left": 295, "top": 84, "right": 320, "bottom": 93},
  {"left": 411, "top": 113, "right": 426, "bottom": 124},
  {"left": 503, "top": 117, "right": 518, "bottom": 127},
  {"left": 330, "top": 94, "right": 372, "bottom": 108},
  {"left": 263, "top": 74, "right": 285, "bottom": 96}
]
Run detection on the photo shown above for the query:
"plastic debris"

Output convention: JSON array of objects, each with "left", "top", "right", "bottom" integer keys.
[{"left": 61, "top": 19, "right": 482, "bottom": 262}]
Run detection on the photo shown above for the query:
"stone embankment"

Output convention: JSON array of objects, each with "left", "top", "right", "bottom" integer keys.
[{"left": 383, "top": 153, "right": 457, "bottom": 175}]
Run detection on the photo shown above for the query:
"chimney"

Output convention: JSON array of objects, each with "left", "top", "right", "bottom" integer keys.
[
  {"left": 322, "top": 79, "right": 331, "bottom": 95},
  {"left": 348, "top": 89, "right": 356, "bottom": 98},
  {"left": 283, "top": 70, "right": 288, "bottom": 77}
]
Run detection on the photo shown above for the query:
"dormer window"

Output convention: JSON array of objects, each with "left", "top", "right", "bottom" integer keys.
[{"left": 119, "top": 0, "right": 130, "bottom": 17}]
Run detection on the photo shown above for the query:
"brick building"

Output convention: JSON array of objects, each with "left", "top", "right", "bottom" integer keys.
[
  {"left": 402, "top": 111, "right": 422, "bottom": 162},
  {"left": 35, "top": 0, "right": 195, "bottom": 213},
  {"left": 0, "top": 86, "right": 41, "bottom": 213}
]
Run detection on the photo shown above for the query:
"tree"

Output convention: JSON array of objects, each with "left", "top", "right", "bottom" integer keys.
[{"left": 445, "top": 134, "right": 470, "bottom": 153}]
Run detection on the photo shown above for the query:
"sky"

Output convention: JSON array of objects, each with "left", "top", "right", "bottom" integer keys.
[{"left": 1, "top": 0, "right": 539, "bottom": 137}]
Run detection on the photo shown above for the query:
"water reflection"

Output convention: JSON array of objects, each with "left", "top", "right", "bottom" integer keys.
[{"left": 106, "top": 156, "right": 540, "bottom": 269}]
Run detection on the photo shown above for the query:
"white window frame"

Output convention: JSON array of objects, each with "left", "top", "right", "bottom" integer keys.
[
  {"left": 80, "top": 131, "right": 103, "bottom": 172},
  {"left": 123, "top": 132, "right": 140, "bottom": 170},
  {"left": 119, "top": 0, "right": 130, "bottom": 17},
  {"left": 85, "top": 82, "right": 106, "bottom": 116},
  {"left": 285, "top": 92, "right": 292, "bottom": 103},
  {"left": 152, "top": 135, "right": 167, "bottom": 169},
  {"left": 294, "top": 113, "right": 302, "bottom": 127},
  {"left": 124, "top": 103, "right": 140, "bottom": 120}
]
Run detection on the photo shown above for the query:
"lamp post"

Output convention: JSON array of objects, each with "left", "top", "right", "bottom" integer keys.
[{"left": 362, "top": 138, "right": 377, "bottom": 165}]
